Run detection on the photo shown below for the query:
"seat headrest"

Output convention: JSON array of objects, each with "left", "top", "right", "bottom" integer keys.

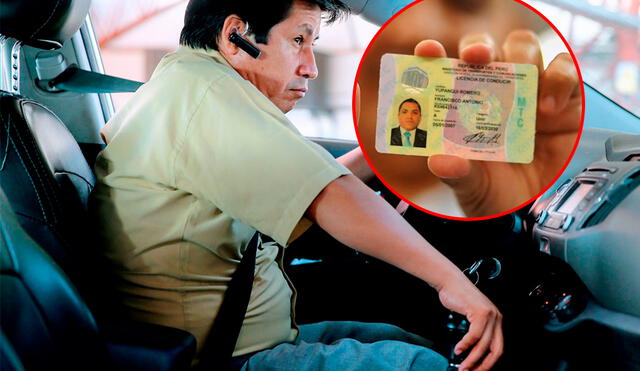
[{"left": 0, "top": 0, "right": 92, "bottom": 50}]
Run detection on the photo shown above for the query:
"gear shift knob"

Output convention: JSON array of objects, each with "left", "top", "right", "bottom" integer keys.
[{"left": 446, "top": 312, "right": 470, "bottom": 370}]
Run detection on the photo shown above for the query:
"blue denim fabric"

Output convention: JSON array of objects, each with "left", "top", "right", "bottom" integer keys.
[{"left": 241, "top": 321, "right": 448, "bottom": 370}]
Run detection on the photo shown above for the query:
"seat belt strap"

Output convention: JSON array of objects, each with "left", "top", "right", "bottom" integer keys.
[
  {"left": 48, "top": 65, "right": 143, "bottom": 93},
  {"left": 195, "top": 231, "right": 262, "bottom": 371}
]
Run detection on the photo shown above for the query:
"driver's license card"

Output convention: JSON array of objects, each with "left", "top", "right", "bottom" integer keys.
[{"left": 375, "top": 53, "right": 538, "bottom": 163}]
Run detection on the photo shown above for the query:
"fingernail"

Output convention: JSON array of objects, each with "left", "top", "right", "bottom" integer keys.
[
  {"left": 462, "top": 42, "right": 491, "bottom": 50},
  {"left": 454, "top": 347, "right": 462, "bottom": 355},
  {"left": 460, "top": 43, "right": 495, "bottom": 61},
  {"left": 541, "top": 95, "right": 555, "bottom": 112}
]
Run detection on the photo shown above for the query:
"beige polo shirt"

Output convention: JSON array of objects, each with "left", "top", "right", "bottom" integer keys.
[{"left": 88, "top": 46, "right": 350, "bottom": 358}]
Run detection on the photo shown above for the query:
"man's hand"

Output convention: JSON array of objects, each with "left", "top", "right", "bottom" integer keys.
[
  {"left": 416, "top": 31, "right": 582, "bottom": 216},
  {"left": 437, "top": 273, "right": 503, "bottom": 371}
]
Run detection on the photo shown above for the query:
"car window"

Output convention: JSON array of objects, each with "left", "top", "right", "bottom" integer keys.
[
  {"left": 527, "top": 0, "right": 639, "bottom": 119},
  {"left": 91, "top": 1, "right": 638, "bottom": 138},
  {"left": 90, "top": 0, "right": 377, "bottom": 141}
]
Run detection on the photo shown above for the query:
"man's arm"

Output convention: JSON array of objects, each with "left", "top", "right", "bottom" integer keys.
[
  {"left": 305, "top": 174, "right": 503, "bottom": 371},
  {"left": 336, "top": 147, "right": 375, "bottom": 182},
  {"left": 337, "top": 83, "right": 375, "bottom": 183}
]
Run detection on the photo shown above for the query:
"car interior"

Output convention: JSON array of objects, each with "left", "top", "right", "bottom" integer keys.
[{"left": 1, "top": 0, "right": 639, "bottom": 370}]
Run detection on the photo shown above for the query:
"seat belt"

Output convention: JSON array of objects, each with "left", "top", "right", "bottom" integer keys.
[
  {"left": 194, "top": 232, "right": 263, "bottom": 371},
  {"left": 47, "top": 65, "right": 143, "bottom": 93}
]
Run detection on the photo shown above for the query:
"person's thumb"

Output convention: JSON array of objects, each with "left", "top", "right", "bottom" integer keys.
[{"left": 427, "top": 155, "right": 488, "bottom": 215}]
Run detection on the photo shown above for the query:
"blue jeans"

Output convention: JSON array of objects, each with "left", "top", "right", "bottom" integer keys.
[{"left": 240, "top": 321, "right": 448, "bottom": 370}]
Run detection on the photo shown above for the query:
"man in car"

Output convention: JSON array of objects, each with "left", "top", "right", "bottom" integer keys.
[{"left": 89, "top": 1, "right": 502, "bottom": 370}]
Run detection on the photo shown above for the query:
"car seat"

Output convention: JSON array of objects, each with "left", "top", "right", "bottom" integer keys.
[{"left": 0, "top": 0, "right": 196, "bottom": 369}]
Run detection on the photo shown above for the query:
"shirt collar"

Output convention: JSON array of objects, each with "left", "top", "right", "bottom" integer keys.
[
  {"left": 400, "top": 127, "right": 416, "bottom": 136},
  {"left": 177, "top": 45, "right": 236, "bottom": 71}
]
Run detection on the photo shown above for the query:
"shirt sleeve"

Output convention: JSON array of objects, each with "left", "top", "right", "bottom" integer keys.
[{"left": 175, "top": 74, "right": 351, "bottom": 246}]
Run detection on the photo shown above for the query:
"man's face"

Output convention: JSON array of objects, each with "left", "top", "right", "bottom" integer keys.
[
  {"left": 236, "top": 1, "right": 321, "bottom": 113},
  {"left": 398, "top": 102, "right": 421, "bottom": 130}
]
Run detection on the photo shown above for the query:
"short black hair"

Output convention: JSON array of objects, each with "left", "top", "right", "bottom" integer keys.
[
  {"left": 180, "top": 0, "right": 348, "bottom": 50},
  {"left": 399, "top": 98, "right": 421, "bottom": 113}
]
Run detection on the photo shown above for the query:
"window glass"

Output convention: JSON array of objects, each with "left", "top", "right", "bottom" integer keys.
[{"left": 527, "top": 0, "right": 639, "bottom": 117}]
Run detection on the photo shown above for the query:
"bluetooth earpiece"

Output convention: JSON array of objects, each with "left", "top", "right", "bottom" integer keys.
[{"left": 229, "top": 22, "right": 261, "bottom": 59}]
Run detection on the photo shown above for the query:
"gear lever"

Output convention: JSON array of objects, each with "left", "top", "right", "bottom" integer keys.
[
  {"left": 446, "top": 312, "right": 470, "bottom": 370},
  {"left": 445, "top": 258, "right": 500, "bottom": 369}
]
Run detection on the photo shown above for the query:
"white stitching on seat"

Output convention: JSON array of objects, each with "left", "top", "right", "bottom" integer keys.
[
  {"left": 17, "top": 101, "right": 64, "bottom": 222},
  {"left": 8, "top": 135, "right": 48, "bottom": 224},
  {"left": 0, "top": 113, "right": 11, "bottom": 171},
  {"left": 56, "top": 170, "right": 93, "bottom": 189},
  {"left": 29, "top": 0, "right": 63, "bottom": 40}
]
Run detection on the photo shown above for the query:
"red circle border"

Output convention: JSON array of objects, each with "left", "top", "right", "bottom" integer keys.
[{"left": 351, "top": 0, "right": 586, "bottom": 222}]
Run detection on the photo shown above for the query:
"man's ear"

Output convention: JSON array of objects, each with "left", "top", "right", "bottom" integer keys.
[{"left": 218, "top": 15, "right": 246, "bottom": 57}]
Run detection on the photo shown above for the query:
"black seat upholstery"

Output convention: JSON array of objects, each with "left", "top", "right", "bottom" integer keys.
[
  {"left": 0, "top": 92, "right": 95, "bottom": 288},
  {"left": 0, "top": 0, "right": 92, "bottom": 50},
  {"left": 0, "top": 0, "right": 99, "bottom": 296},
  {"left": 0, "top": 95, "right": 197, "bottom": 370},
  {"left": 0, "top": 190, "right": 111, "bottom": 371},
  {"left": 0, "top": 0, "right": 197, "bottom": 369},
  {"left": 0, "top": 329, "right": 26, "bottom": 371}
]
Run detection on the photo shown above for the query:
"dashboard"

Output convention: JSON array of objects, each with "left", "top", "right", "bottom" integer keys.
[{"left": 530, "top": 83, "right": 640, "bottom": 321}]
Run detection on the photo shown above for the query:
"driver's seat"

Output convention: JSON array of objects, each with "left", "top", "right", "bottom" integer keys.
[{"left": 0, "top": 0, "right": 196, "bottom": 369}]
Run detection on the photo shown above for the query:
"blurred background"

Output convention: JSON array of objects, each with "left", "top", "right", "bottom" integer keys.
[{"left": 90, "top": 0, "right": 639, "bottom": 141}]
